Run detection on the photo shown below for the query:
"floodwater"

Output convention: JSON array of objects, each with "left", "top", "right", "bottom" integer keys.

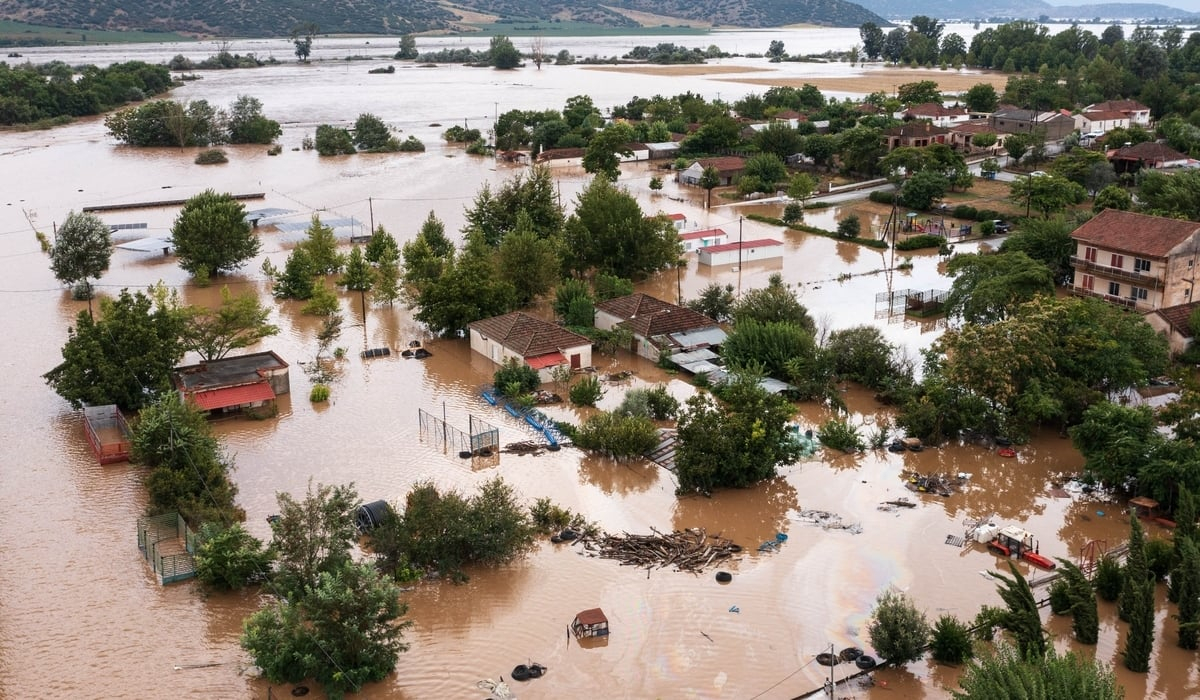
[{"left": 1, "top": 34, "right": 1195, "bottom": 700}]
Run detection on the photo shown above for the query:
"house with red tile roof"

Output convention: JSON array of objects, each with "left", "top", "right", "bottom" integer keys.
[
  {"left": 594, "top": 293, "right": 726, "bottom": 361},
  {"left": 946, "top": 121, "right": 1007, "bottom": 153},
  {"left": 881, "top": 122, "right": 950, "bottom": 151},
  {"left": 468, "top": 312, "right": 592, "bottom": 381},
  {"left": 1074, "top": 110, "right": 1130, "bottom": 134},
  {"left": 1145, "top": 301, "right": 1200, "bottom": 354},
  {"left": 1085, "top": 100, "right": 1151, "bottom": 126},
  {"left": 172, "top": 351, "right": 290, "bottom": 416},
  {"left": 1108, "top": 142, "right": 1191, "bottom": 174},
  {"left": 901, "top": 103, "right": 972, "bottom": 127},
  {"left": 677, "top": 156, "right": 747, "bottom": 186},
  {"left": 1070, "top": 209, "right": 1200, "bottom": 311}
]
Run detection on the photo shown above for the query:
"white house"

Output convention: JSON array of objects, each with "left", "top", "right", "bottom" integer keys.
[
  {"left": 665, "top": 213, "right": 687, "bottom": 230},
  {"left": 1074, "top": 110, "right": 1130, "bottom": 134},
  {"left": 617, "top": 142, "right": 650, "bottom": 162},
  {"left": 901, "top": 103, "right": 973, "bottom": 128},
  {"left": 468, "top": 312, "right": 592, "bottom": 382},
  {"left": 698, "top": 239, "right": 783, "bottom": 266},
  {"left": 594, "top": 293, "right": 726, "bottom": 361},
  {"left": 1086, "top": 100, "right": 1152, "bottom": 127},
  {"left": 679, "top": 227, "right": 728, "bottom": 252}
]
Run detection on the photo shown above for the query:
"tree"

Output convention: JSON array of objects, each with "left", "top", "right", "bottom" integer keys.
[
  {"left": 493, "top": 357, "right": 540, "bottom": 397},
  {"left": 465, "top": 167, "right": 563, "bottom": 247},
  {"left": 1049, "top": 147, "right": 1109, "bottom": 189},
  {"left": 931, "top": 614, "right": 974, "bottom": 665},
  {"left": 686, "top": 283, "right": 735, "bottom": 323},
  {"left": 1004, "top": 132, "right": 1032, "bottom": 165},
  {"left": 699, "top": 166, "right": 720, "bottom": 209},
  {"left": 742, "top": 153, "right": 786, "bottom": 192},
  {"left": 722, "top": 320, "right": 817, "bottom": 382},
  {"left": 825, "top": 325, "right": 905, "bottom": 391},
  {"left": 766, "top": 40, "right": 786, "bottom": 60},
  {"left": 999, "top": 216, "right": 1076, "bottom": 283},
  {"left": 131, "top": 392, "right": 239, "bottom": 524},
  {"left": 574, "top": 411, "right": 660, "bottom": 458},
  {"left": 353, "top": 113, "right": 399, "bottom": 152},
  {"left": 883, "top": 27, "right": 908, "bottom": 63},
  {"left": 964, "top": 83, "right": 999, "bottom": 113},
  {"left": 489, "top": 35, "right": 521, "bottom": 69},
  {"left": 49, "top": 210, "right": 111, "bottom": 306},
  {"left": 364, "top": 225, "right": 400, "bottom": 264},
  {"left": 227, "top": 95, "right": 280, "bottom": 144},
  {"left": 867, "top": 589, "right": 931, "bottom": 665},
  {"left": 1121, "top": 514, "right": 1150, "bottom": 622},
  {"left": 1124, "top": 572, "right": 1155, "bottom": 672},
  {"left": 396, "top": 35, "right": 418, "bottom": 60},
  {"left": 299, "top": 215, "right": 344, "bottom": 275},
  {"left": 339, "top": 246, "right": 375, "bottom": 318},
  {"left": 754, "top": 122, "right": 803, "bottom": 160},
  {"left": 274, "top": 247, "right": 318, "bottom": 300},
  {"left": 943, "top": 251, "right": 1055, "bottom": 324},
  {"left": 1093, "top": 184, "right": 1133, "bottom": 212},
  {"left": 787, "top": 172, "right": 818, "bottom": 206},
  {"left": 733, "top": 273, "right": 814, "bottom": 330},
  {"left": 561, "top": 176, "right": 680, "bottom": 279},
  {"left": 583, "top": 122, "right": 634, "bottom": 181},
  {"left": 194, "top": 522, "right": 272, "bottom": 590},
  {"left": 1008, "top": 174, "right": 1086, "bottom": 218},
  {"left": 44, "top": 288, "right": 184, "bottom": 411},
  {"left": 291, "top": 23, "right": 317, "bottom": 62},
  {"left": 836, "top": 125, "right": 886, "bottom": 176},
  {"left": 673, "top": 372, "right": 799, "bottom": 495},
  {"left": 172, "top": 190, "right": 260, "bottom": 278},
  {"left": 953, "top": 645, "right": 1123, "bottom": 700},
  {"left": 860, "top": 22, "right": 885, "bottom": 60},
  {"left": 898, "top": 169, "right": 949, "bottom": 210},
  {"left": 897, "top": 80, "right": 942, "bottom": 105},
  {"left": 412, "top": 236, "right": 517, "bottom": 336},
  {"left": 940, "top": 33, "right": 967, "bottom": 61},
  {"left": 1138, "top": 170, "right": 1200, "bottom": 220},
  {"left": 242, "top": 559, "right": 409, "bottom": 700},
  {"left": 180, "top": 285, "right": 279, "bottom": 361},
  {"left": 1057, "top": 559, "right": 1099, "bottom": 644},
  {"left": 1176, "top": 536, "right": 1200, "bottom": 649},
  {"left": 270, "top": 480, "right": 360, "bottom": 600},
  {"left": 314, "top": 124, "right": 356, "bottom": 155},
  {"left": 496, "top": 214, "right": 560, "bottom": 306},
  {"left": 993, "top": 563, "right": 1047, "bottom": 660},
  {"left": 972, "top": 133, "right": 997, "bottom": 154},
  {"left": 373, "top": 253, "right": 401, "bottom": 307}
]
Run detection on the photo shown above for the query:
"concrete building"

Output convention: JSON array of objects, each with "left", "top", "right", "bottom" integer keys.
[
  {"left": 1145, "top": 301, "right": 1200, "bottom": 354},
  {"left": 468, "top": 312, "right": 592, "bottom": 382},
  {"left": 901, "top": 103, "right": 972, "bottom": 128},
  {"left": 677, "top": 157, "right": 747, "bottom": 186},
  {"left": 594, "top": 293, "right": 725, "bottom": 361},
  {"left": 1074, "top": 110, "right": 1130, "bottom": 134},
  {"left": 678, "top": 227, "right": 728, "bottom": 252},
  {"left": 1070, "top": 209, "right": 1200, "bottom": 311},
  {"left": 882, "top": 122, "right": 950, "bottom": 150},
  {"left": 1085, "top": 100, "right": 1152, "bottom": 127}
]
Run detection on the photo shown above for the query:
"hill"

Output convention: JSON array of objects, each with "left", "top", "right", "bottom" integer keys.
[
  {"left": 852, "top": 0, "right": 1197, "bottom": 21},
  {"left": 0, "top": 0, "right": 886, "bottom": 38}
]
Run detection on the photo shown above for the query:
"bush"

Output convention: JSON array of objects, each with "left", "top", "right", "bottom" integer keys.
[
  {"left": 195, "top": 148, "right": 228, "bottom": 164},
  {"left": 194, "top": 522, "right": 273, "bottom": 590},
  {"left": 569, "top": 374, "right": 605, "bottom": 406},
  {"left": 782, "top": 202, "right": 804, "bottom": 224},
  {"left": 975, "top": 209, "right": 1000, "bottom": 222},
  {"left": 494, "top": 357, "right": 540, "bottom": 397},
  {"left": 1095, "top": 556, "right": 1123, "bottom": 601},
  {"left": 616, "top": 385, "right": 679, "bottom": 420},
  {"left": 930, "top": 614, "right": 974, "bottom": 665},
  {"left": 868, "top": 589, "right": 931, "bottom": 665},
  {"left": 978, "top": 220, "right": 996, "bottom": 236},
  {"left": 895, "top": 234, "right": 944, "bottom": 251},
  {"left": 869, "top": 190, "right": 895, "bottom": 204},
  {"left": 572, "top": 411, "right": 659, "bottom": 458},
  {"left": 836, "top": 215, "right": 861, "bottom": 239},
  {"left": 952, "top": 204, "right": 977, "bottom": 220},
  {"left": 314, "top": 124, "right": 356, "bottom": 156},
  {"left": 1146, "top": 538, "right": 1174, "bottom": 580},
  {"left": 309, "top": 384, "right": 330, "bottom": 402},
  {"left": 398, "top": 136, "right": 425, "bottom": 152},
  {"left": 818, "top": 417, "right": 864, "bottom": 453}
]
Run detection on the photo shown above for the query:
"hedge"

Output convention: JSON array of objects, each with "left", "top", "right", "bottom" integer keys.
[
  {"left": 895, "top": 234, "right": 945, "bottom": 251},
  {"left": 745, "top": 213, "right": 889, "bottom": 250}
]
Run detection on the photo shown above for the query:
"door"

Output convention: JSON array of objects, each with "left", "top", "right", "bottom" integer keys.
[{"left": 570, "top": 353, "right": 581, "bottom": 370}]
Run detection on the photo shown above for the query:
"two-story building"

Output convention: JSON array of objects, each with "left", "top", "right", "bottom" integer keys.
[
  {"left": 1074, "top": 110, "right": 1130, "bottom": 135},
  {"left": 1070, "top": 209, "right": 1200, "bottom": 311},
  {"left": 988, "top": 108, "right": 1076, "bottom": 141},
  {"left": 1085, "top": 99, "right": 1152, "bottom": 127},
  {"left": 901, "top": 103, "right": 972, "bottom": 128},
  {"left": 881, "top": 122, "right": 950, "bottom": 151}
]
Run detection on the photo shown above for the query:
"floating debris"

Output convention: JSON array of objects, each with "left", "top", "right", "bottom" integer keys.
[
  {"left": 501, "top": 440, "right": 545, "bottom": 455},
  {"left": 903, "top": 470, "right": 968, "bottom": 497},
  {"left": 878, "top": 498, "right": 917, "bottom": 511},
  {"left": 579, "top": 527, "right": 741, "bottom": 573},
  {"left": 796, "top": 510, "right": 862, "bottom": 534}
]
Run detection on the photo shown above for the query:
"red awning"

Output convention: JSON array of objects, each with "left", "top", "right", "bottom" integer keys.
[
  {"left": 525, "top": 352, "right": 565, "bottom": 370},
  {"left": 189, "top": 382, "right": 276, "bottom": 411}
]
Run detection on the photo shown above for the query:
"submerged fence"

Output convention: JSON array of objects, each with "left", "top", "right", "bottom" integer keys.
[
  {"left": 418, "top": 409, "right": 500, "bottom": 456},
  {"left": 136, "top": 512, "right": 196, "bottom": 585}
]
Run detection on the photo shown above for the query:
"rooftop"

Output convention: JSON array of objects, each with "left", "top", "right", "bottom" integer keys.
[
  {"left": 596, "top": 293, "right": 720, "bottom": 338},
  {"left": 1071, "top": 209, "right": 1200, "bottom": 258},
  {"left": 1151, "top": 301, "right": 1200, "bottom": 337},
  {"left": 680, "top": 227, "right": 727, "bottom": 241},
  {"left": 882, "top": 122, "right": 951, "bottom": 137},
  {"left": 1110, "top": 142, "right": 1189, "bottom": 163},
  {"left": 173, "top": 351, "right": 287, "bottom": 392},
  {"left": 700, "top": 238, "right": 783, "bottom": 254},
  {"left": 691, "top": 156, "right": 747, "bottom": 173},
  {"left": 1087, "top": 99, "right": 1150, "bottom": 113},
  {"left": 468, "top": 312, "right": 591, "bottom": 358}
]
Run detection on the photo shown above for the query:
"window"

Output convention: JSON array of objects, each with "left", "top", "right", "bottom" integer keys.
[
  {"left": 1084, "top": 247, "right": 1097, "bottom": 263},
  {"left": 1082, "top": 274, "right": 1094, "bottom": 291},
  {"left": 1133, "top": 258, "right": 1151, "bottom": 272},
  {"left": 1130, "top": 287, "right": 1148, "bottom": 301},
  {"left": 1108, "top": 281, "right": 1121, "bottom": 296},
  {"left": 1110, "top": 254, "right": 1124, "bottom": 268}
]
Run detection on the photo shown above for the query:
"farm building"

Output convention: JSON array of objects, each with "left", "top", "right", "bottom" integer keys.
[
  {"left": 594, "top": 293, "right": 725, "bottom": 361},
  {"left": 468, "top": 312, "right": 592, "bottom": 382},
  {"left": 172, "top": 351, "right": 290, "bottom": 416}
]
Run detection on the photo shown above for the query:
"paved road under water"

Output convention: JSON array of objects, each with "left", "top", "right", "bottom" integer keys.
[{"left": 1, "top": 37, "right": 1196, "bottom": 699}]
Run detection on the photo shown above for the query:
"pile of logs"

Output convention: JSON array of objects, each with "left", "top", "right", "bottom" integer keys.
[
  {"left": 580, "top": 527, "right": 741, "bottom": 573},
  {"left": 502, "top": 441, "right": 546, "bottom": 455}
]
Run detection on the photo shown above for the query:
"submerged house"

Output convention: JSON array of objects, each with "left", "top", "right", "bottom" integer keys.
[
  {"left": 594, "top": 293, "right": 726, "bottom": 361},
  {"left": 468, "top": 312, "right": 592, "bottom": 382},
  {"left": 172, "top": 351, "right": 290, "bottom": 416}
]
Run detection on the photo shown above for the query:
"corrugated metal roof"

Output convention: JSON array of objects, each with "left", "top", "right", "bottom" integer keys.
[
  {"left": 669, "top": 327, "right": 727, "bottom": 349},
  {"left": 668, "top": 348, "right": 719, "bottom": 365},
  {"left": 189, "top": 382, "right": 275, "bottom": 411}
]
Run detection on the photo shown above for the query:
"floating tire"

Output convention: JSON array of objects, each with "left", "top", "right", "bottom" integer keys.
[
  {"left": 400, "top": 350, "right": 414, "bottom": 358},
  {"left": 458, "top": 450, "right": 472, "bottom": 459},
  {"left": 855, "top": 655, "right": 877, "bottom": 670},
  {"left": 511, "top": 665, "right": 531, "bottom": 681},
  {"left": 839, "top": 647, "right": 863, "bottom": 662},
  {"left": 550, "top": 535, "right": 562, "bottom": 544},
  {"left": 729, "top": 544, "right": 743, "bottom": 553},
  {"left": 559, "top": 529, "right": 578, "bottom": 541},
  {"left": 816, "top": 652, "right": 839, "bottom": 667},
  {"left": 413, "top": 349, "right": 432, "bottom": 359},
  {"left": 527, "top": 664, "right": 545, "bottom": 679},
  {"left": 715, "top": 571, "right": 733, "bottom": 583},
  {"left": 291, "top": 688, "right": 310, "bottom": 697},
  {"left": 548, "top": 443, "right": 561, "bottom": 451}
]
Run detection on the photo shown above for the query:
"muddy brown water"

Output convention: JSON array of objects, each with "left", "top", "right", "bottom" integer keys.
[{"left": 2, "top": 39, "right": 1196, "bottom": 700}]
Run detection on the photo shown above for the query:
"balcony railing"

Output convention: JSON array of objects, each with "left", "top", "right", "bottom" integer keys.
[
  {"left": 1069, "top": 286, "right": 1146, "bottom": 310},
  {"left": 1069, "top": 257, "right": 1163, "bottom": 287}
]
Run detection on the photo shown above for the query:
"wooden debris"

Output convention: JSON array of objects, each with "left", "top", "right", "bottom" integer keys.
[
  {"left": 579, "top": 527, "right": 741, "bottom": 574},
  {"left": 502, "top": 440, "right": 545, "bottom": 455}
]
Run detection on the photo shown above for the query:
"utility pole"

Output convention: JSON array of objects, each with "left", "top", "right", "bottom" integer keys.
[
  {"left": 737, "top": 216, "right": 744, "bottom": 297},
  {"left": 368, "top": 197, "right": 374, "bottom": 235}
]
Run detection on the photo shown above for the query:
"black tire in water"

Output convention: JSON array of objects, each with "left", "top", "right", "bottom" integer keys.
[
  {"left": 550, "top": 535, "right": 562, "bottom": 544},
  {"left": 528, "top": 664, "right": 545, "bottom": 678},
  {"left": 715, "top": 571, "right": 733, "bottom": 583},
  {"left": 839, "top": 647, "right": 863, "bottom": 662},
  {"left": 816, "top": 652, "right": 839, "bottom": 666},
  {"left": 458, "top": 450, "right": 472, "bottom": 459},
  {"left": 559, "top": 529, "right": 578, "bottom": 541},
  {"left": 512, "top": 665, "right": 531, "bottom": 681},
  {"left": 855, "top": 655, "right": 877, "bottom": 670}
]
